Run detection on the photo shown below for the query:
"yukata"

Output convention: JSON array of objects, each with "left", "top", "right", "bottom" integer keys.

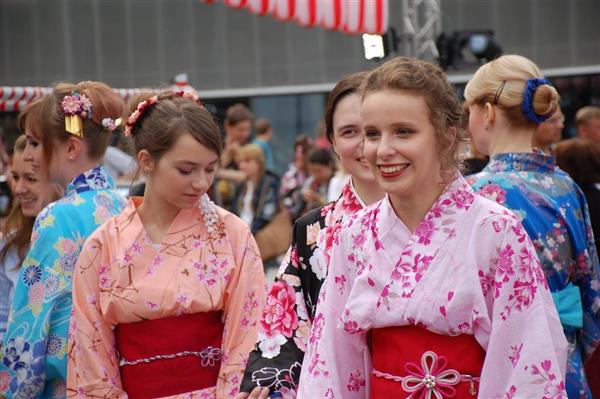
[
  {"left": 469, "top": 152, "right": 600, "bottom": 399},
  {"left": 298, "top": 175, "right": 568, "bottom": 399},
  {"left": 67, "top": 195, "right": 266, "bottom": 398},
  {"left": 0, "top": 167, "right": 125, "bottom": 399},
  {"left": 240, "top": 180, "right": 364, "bottom": 397}
]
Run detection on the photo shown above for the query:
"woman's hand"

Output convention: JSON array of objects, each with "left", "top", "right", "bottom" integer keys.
[{"left": 235, "top": 387, "right": 270, "bottom": 399}]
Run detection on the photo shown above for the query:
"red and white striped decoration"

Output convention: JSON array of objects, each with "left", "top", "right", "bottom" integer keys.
[
  {"left": 0, "top": 86, "right": 161, "bottom": 113},
  {"left": 0, "top": 87, "right": 52, "bottom": 112},
  {"left": 205, "top": 0, "right": 388, "bottom": 35}
]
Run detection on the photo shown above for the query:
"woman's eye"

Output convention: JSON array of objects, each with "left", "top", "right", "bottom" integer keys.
[
  {"left": 206, "top": 168, "right": 216, "bottom": 174},
  {"left": 395, "top": 129, "right": 413, "bottom": 136},
  {"left": 177, "top": 168, "right": 192, "bottom": 175},
  {"left": 365, "top": 130, "right": 379, "bottom": 138}
]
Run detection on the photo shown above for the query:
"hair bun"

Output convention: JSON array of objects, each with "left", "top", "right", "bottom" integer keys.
[{"left": 532, "top": 84, "right": 558, "bottom": 117}]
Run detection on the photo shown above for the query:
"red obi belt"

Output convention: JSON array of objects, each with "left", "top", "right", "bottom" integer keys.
[
  {"left": 115, "top": 311, "right": 224, "bottom": 399},
  {"left": 369, "top": 325, "right": 485, "bottom": 398}
]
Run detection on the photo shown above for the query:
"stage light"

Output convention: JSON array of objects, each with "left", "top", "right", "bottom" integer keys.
[
  {"left": 362, "top": 34, "right": 386, "bottom": 61},
  {"left": 436, "top": 30, "right": 503, "bottom": 70}
]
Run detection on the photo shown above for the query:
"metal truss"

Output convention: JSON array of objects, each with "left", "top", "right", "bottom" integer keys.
[{"left": 400, "top": 0, "right": 442, "bottom": 61}]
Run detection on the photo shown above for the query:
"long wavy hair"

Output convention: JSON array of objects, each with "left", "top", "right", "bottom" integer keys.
[{"left": 0, "top": 136, "right": 35, "bottom": 266}]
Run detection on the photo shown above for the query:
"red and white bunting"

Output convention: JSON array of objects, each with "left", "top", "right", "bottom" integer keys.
[
  {"left": 205, "top": 0, "right": 388, "bottom": 35},
  {"left": 0, "top": 86, "right": 160, "bottom": 113}
]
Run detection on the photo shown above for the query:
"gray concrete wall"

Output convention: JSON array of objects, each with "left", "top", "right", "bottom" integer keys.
[{"left": 1, "top": 0, "right": 599, "bottom": 89}]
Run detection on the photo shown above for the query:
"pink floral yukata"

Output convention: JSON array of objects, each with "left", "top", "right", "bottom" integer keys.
[
  {"left": 298, "top": 175, "right": 568, "bottom": 399},
  {"left": 67, "top": 195, "right": 266, "bottom": 398}
]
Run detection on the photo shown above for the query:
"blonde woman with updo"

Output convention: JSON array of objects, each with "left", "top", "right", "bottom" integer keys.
[
  {"left": 466, "top": 54, "right": 600, "bottom": 398},
  {"left": 298, "top": 57, "right": 567, "bottom": 398}
]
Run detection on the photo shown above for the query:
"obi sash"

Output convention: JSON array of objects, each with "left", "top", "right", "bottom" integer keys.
[
  {"left": 115, "top": 311, "right": 224, "bottom": 399},
  {"left": 369, "top": 326, "right": 486, "bottom": 398},
  {"left": 550, "top": 282, "right": 583, "bottom": 331}
]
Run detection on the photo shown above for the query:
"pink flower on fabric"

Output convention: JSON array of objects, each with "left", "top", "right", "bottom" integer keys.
[
  {"left": 450, "top": 189, "right": 474, "bottom": 209},
  {"left": 415, "top": 218, "right": 435, "bottom": 245},
  {"left": 0, "top": 370, "right": 11, "bottom": 392},
  {"left": 261, "top": 281, "right": 298, "bottom": 338},
  {"left": 496, "top": 245, "right": 515, "bottom": 282},
  {"left": 508, "top": 343, "right": 523, "bottom": 368},
  {"left": 346, "top": 370, "right": 366, "bottom": 392},
  {"left": 479, "top": 183, "right": 507, "bottom": 204},
  {"left": 28, "top": 282, "right": 45, "bottom": 306}
]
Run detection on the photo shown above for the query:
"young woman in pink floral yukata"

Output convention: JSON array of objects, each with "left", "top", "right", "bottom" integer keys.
[
  {"left": 298, "top": 57, "right": 569, "bottom": 399},
  {"left": 239, "top": 72, "right": 385, "bottom": 399},
  {"left": 67, "top": 91, "right": 266, "bottom": 398}
]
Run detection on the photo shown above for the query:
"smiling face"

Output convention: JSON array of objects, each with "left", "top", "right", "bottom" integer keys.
[
  {"left": 362, "top": 90, "right": 442, "bottom": 205},
  {"left": 11, "top": 150, "right": 56, "bottom": 217},
  {"left": 331, "top": 93, "right": 376, "bottom": 185},
  {"left": 143, "top": 132, "right": 219, "bottom": 210}
]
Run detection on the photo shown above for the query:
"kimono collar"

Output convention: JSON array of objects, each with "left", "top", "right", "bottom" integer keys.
[
  {"left": 349, "top": 179, "right": 367, "bottom": 208},
  {"left": 65, "top": 166, "right": 115, "bottom": 195},
  {"left": 486, "top": 151, "right": 555, "bottom": 174},
  {"left": 378, "top": 174, "right": 476, "bottom": 239}
]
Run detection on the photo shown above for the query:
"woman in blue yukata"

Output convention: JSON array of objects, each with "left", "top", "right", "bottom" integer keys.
[
  {"left": 466, "top": 54, "right": 600, "bottom": 398},
  {"left": 0, "top": 81, "right": 126, "bottom": 398}
]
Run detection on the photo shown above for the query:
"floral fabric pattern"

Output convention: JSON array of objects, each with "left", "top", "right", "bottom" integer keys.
[
  {"left": 469, "top": 152, "right": 600, "bottom": 398},
  {"left": 240, "top": 181, "right": 363, "bottom": 395},
  {"left": 0, "top": 166, "right": 124, "bottom": 399},
  {"left": 67, "top": 197, "right": 266, "bottom": 398},
  {"left": 297, "top": 176, "right": 568, "bottom": 398}
]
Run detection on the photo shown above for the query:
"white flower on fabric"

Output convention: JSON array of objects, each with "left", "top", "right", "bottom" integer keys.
[
  {"left": 258, "top": 332, "right": 287, "bottom": 359},
  {"left": 296, "top": 292, "right": 309, "bottom": 320},
  {"left": 309, "top": 246, "right": 326, "bottom": 280}
]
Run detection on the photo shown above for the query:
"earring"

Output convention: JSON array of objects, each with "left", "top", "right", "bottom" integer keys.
[{"left": 484, "top": 124, "right": 489, "bottom": 131}]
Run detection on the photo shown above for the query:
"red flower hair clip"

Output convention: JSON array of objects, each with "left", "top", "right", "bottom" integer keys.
[{"left": 123, "top": 95, "right": 158, "bottom": 137}]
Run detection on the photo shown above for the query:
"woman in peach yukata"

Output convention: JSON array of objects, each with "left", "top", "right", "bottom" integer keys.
[
  {"left": 67, "top": 92, "right": 266, "bottom": 398},
  {"left": 298, "top": 58, "right": 568, "bottom": 399}
]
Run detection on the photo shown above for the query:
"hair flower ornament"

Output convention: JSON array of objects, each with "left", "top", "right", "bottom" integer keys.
[
  {"left": 61, "top": 91, "right": 93, "bottom": 137},
  {"left": 124, "top": 95, "right": 159, "bottom": 137},
  {"left": 102, "top": 117, "right": 121, "bottom": 132}
]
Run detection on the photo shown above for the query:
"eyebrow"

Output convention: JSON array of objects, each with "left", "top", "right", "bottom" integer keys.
[
  {"left": 336, "top": 124, "right": 360, "bottom": 131},
  {"left": 177, "top": 159, "right": 218, "bottom": 166}
]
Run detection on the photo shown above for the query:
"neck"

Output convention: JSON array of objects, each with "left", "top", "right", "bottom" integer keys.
[
  {"left": 488, "top": 127, "right": 534, "bottom": 156},
  {"left": 61, "top": 159, "right": 101, "bottom": 192},
  {"left": 389, "top": 182, "right": 446, "bottom": 233},
  {"left": 352, "top": 177, "right": 385, "bottom": 206},
  {"left": 249, "top": 173, "right": 260, "bottom": 185},
  {"left": 137, "top": 183, "right": 180, "bottom": 235}
]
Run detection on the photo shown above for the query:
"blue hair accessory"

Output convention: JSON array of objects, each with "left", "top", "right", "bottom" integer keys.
[{"left": 521, "top": 77, "right": 551, "bottom": 124}]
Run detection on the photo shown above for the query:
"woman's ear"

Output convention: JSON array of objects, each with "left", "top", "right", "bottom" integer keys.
[
  {"left": 483, "top": 102, "right": 496, "bottom": 128},
  {"left": 65, "top": 136, "right": 83, "bottom": 161},
  {"left": 137, "top": 149, "right": 154, "bottom": 175}
]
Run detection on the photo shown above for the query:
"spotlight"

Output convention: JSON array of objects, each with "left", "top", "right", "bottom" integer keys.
[
  {"left": 436, "top": 30, "right": 503, "bottom": 70},
  {"left": 362, "top": 27, "right": 399, "bottom": 61}
]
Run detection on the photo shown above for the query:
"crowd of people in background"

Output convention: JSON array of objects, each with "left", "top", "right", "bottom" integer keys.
[{"left": 0, "top": 54, "right": 598, "bottom": 399}]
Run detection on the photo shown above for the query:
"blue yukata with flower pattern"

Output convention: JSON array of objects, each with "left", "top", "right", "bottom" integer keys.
[
  {"left": 0, "top": 167, "right": 125, "bottom": 399},
  {"left": 468, "top": 152, "right": 600, "bottom": 399}
]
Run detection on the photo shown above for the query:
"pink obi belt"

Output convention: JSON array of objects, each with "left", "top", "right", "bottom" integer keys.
[
  {"left": 369, "top": 325, "right": 486, "bottom": 398},
  {"left": 115, "top": 311, "right": 224, "bottom": 399}
]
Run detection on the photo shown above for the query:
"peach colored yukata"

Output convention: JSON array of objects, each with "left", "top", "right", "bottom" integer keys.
[{"left": 67, "top": 195, "right": 266, "bottom": 398}]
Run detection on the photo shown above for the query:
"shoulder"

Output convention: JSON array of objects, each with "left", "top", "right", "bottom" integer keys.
[
  {"left": 295, "top": 205, "right": 328, "bottom": 230},
  {"left": 466, "top": 194, "right": 523, "bottom": 236},
  {"left": 216, "top": 206, "right": 252, "bottom": 235}
]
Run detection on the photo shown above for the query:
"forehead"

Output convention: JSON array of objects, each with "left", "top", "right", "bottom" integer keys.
[
  {"left": 362, "top": 90, "right": 430, "bottom": 123},
  {"left": 162, "top": 133, "right": 218, "bottom": 163}
]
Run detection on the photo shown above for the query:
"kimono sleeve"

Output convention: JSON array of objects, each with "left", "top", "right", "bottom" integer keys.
[
  {"left": 218, "top": 219, "right": 266, "bottom": 398},
  {"left": 297, "top": 228, "right": 369, "bottom": 399},
  {"left": 240, "top": 213, "right": 318, "bottom": 395},
  {"left": 1, "top": 205, "right": 72, "bottom": 398},
  {"left": 478, "top": 219, "right": 569, "bottom": 398},
  {"left": 67, "top": 234, "right": 126, "bottom": 399},
  {"left": 573, "top": 188, "right": 600, "bottom": 360}
]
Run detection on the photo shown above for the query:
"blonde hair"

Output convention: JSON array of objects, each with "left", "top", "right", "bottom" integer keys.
[
  {"left": 362, "top": 57, "right": 466, "bottom": 171},
  {"left": 464, "top": 54, "right": 558, "bottom": 128},
  {"left": 575, "top": 106, "right": 600, "bottom": 127},
  {"left": 235, "top": 144, "right": 265, "bottom": 175}
]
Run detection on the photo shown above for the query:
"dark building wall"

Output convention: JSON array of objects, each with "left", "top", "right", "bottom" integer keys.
[{"left": 1, "top": 0, "right": 599, "bottom": 89}]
